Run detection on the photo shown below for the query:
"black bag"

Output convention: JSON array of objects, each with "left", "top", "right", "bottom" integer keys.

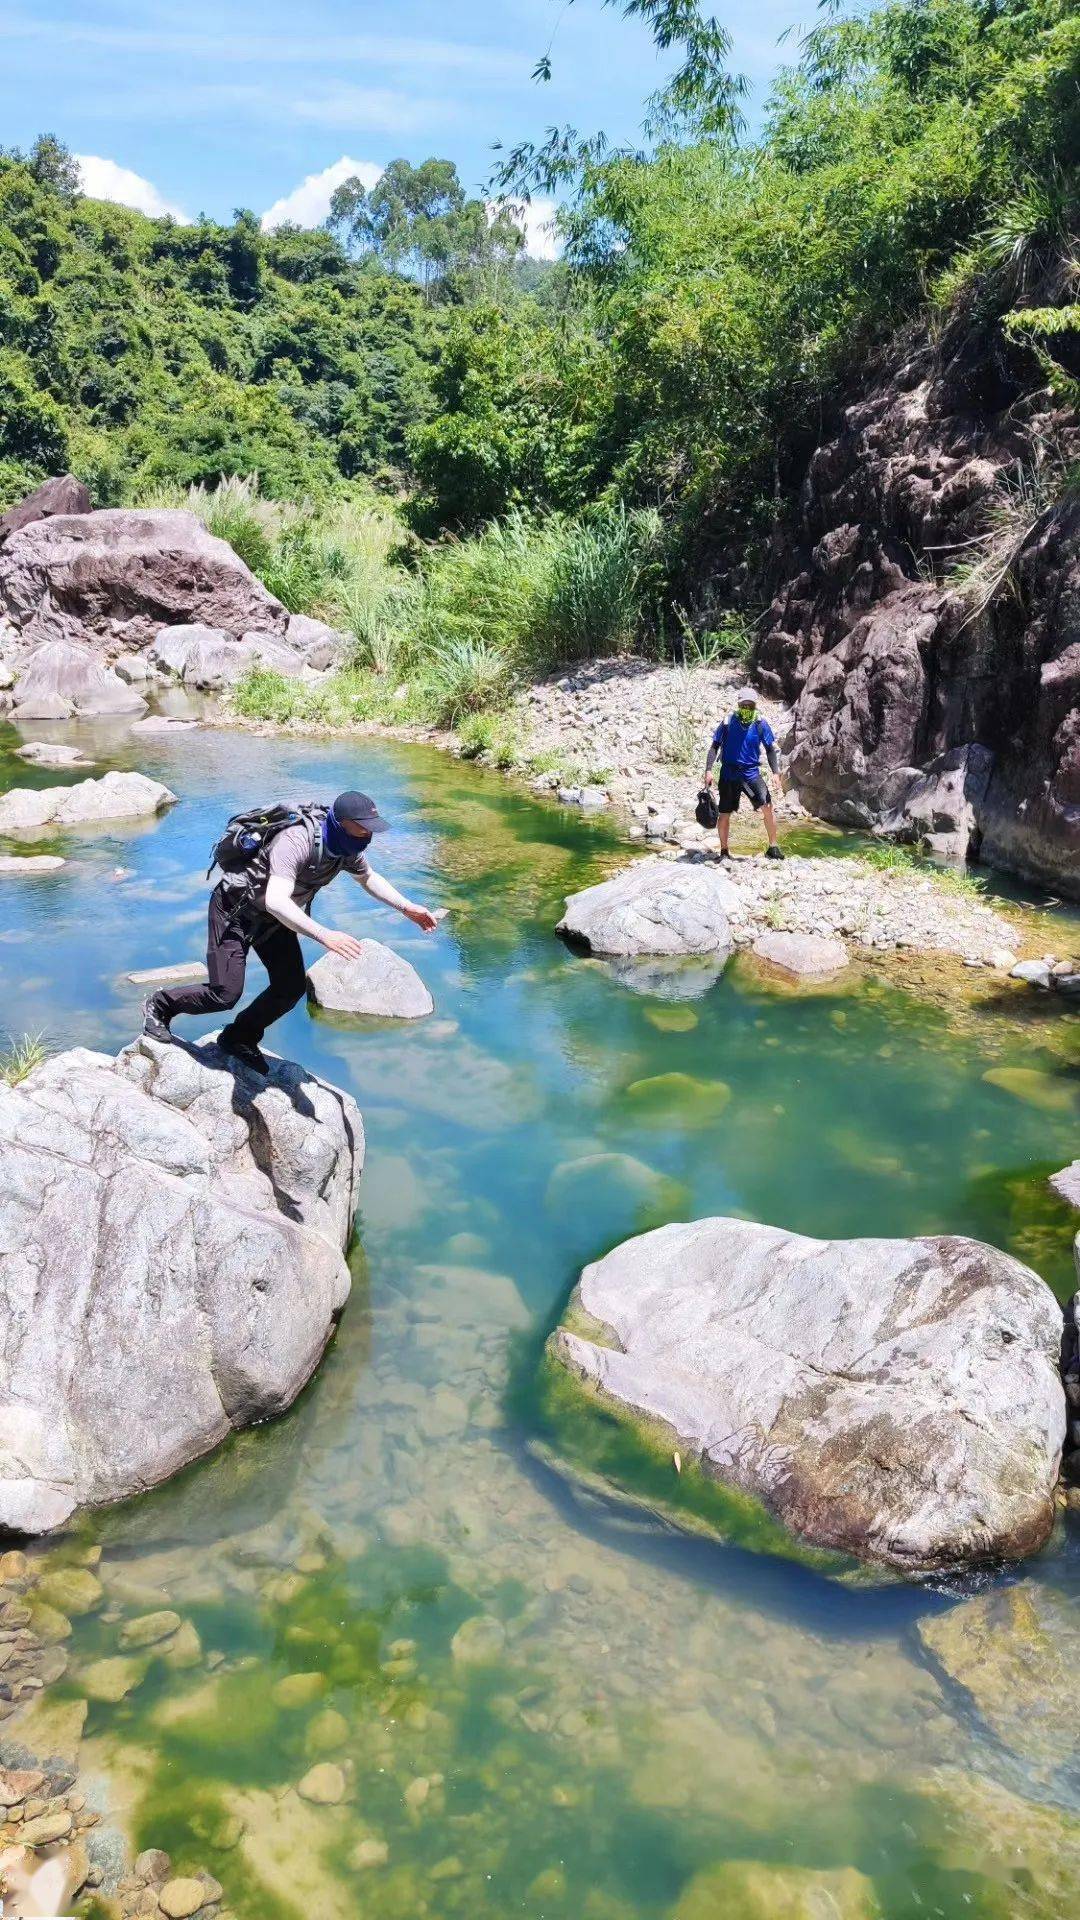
[
  {"left": 695, "top": 786, "right": 719, "bottom": 829},
  {"left": 207, "top": 802, "right": 322, "bottom": 879}
]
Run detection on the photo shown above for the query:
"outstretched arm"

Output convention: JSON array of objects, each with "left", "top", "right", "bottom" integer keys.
[
  {"left": 264, "top": 875, "right": 366, "bottom": 958},
  {"left": 357, "top": 866, "right": 438, "bottom": 932}
]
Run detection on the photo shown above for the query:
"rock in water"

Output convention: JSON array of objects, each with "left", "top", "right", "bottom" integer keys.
[
  {"left": 0, "top": 771, "right": 176, "bottom": 831},
  {"left": 557, "top": 857, "right": 738, "bottom": 957},
  {"left": 15, "top": 742, "right": 91, "bottom": 767},
  {"left": 548, "top": 1218, "right": 1064, "bottom": 1577},
  {"left": 306, "top": 942, "right": 434, "bottom": 1019},
  {"left": 752, "top": 931, "right": 849, "bottom": 979},
  {"left": 0, "top": 1036, "right": 363, "bottom": 1533},
  {"left": 148, "top": 623, "right": 303, "bottom": 689},
  {"left": 12, "top": 640, "right": 146, "bottom": 718},
  {"left": 916, "top": 1583, "right": 1075, "bottom": 1779}
]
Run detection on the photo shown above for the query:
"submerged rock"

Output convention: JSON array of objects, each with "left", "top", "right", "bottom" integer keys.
[
  {"left": 916, "top": 1583, "right": 1075, "bottom": 1779},
  {"left": 672, "top": 1860, "right": 878, "bottom": 1919},
  {"left": 307, "top": 941, "right": 434, "bottom": 1019},
  {"left": 14, "top": 742, "right": 91, "bottom": 767},
  {"left": 557, "top": 857, "right": 738, "bottom": 958},
  {"left": 752, "top": 930, "right": 849, "bottom": 979},
  {"left": 0, "top": 1036, "right": 363, "bottom": 1532},
  {"left": 548, "top": 1217, "right": 1065, "bottom": 1576},
  {"left": 0, "top": 770, "right": 176, "bottom": 831}
]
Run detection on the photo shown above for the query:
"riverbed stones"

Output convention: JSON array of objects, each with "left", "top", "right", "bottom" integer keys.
[
  {"left": 11, "top": 640, "right": 147, "bottom": 719},
  {"left": 548, "top": 1218, "right": 1065, "bottom": 1576},
  {"left": 751, "top": 930, "right": 849, "bottom": 979},
  {"left": 0, "top": 1035, "right": 363, "bottom": 1532},
  {"left": 118, "top": 1611, "right": 181, "bottom": 1651},
  {"left": 148, "top": 623, "right": 302, "bottom": 689},
  {"left": 79, "top": 1656, "right": 146, "bottom": 1704},
  {"left": 306, "top": 941, "right": 434, "bottom": 1019},
  {"left": 557, "top": 857, "right": 738, "bottom": 957},
  {"left": 297, "top": 1763, "right": 346, "bottom": 1806},
  {"left": 0, "top": 770, "right": 176, "bottom": 832},
  {"left": 916, "top": 1584, "right": 1075, "bottom": 1778},
  {"left": 1050, "top": 1160, "right": 1080, "bottom": 1209},
  {"left": 158, "top": 1876, "right": 209, "bottom": 1918},
  {"left": 450, "top": 1614, "right": 506, "bottom": 1666}
]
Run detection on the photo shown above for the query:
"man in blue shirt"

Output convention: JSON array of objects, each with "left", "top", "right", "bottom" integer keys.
[{"left": 704, "top": 687, "right": 785, "bottom": 862}]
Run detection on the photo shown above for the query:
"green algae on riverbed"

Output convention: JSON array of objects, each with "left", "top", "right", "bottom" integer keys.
[{"left": 3, "top": 721, "right": 1080, "bottom": 1919}]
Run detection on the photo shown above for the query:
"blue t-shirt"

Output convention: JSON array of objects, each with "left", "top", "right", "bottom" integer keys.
[{"left": 713, "top": 714, "right": 775, "bottom": 778}]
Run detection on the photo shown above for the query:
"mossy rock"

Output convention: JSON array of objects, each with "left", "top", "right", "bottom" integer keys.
[{"left": 672, "top": 1860, "right": 880, "bottom": 1918}]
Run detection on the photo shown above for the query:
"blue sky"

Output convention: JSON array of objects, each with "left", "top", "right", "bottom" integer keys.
[{"left": 0, "top": 0, "right": 811, "bottom": 240}]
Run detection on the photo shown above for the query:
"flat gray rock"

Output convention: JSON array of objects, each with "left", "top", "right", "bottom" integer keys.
[
  {"left": 148, "top": 623, "right": 302, "bottom": 689},
  {"left": 307, "top": 941, "right": 434, "bottom": 1019},
  {"left": 0, "top": 854, "right": 66, "bottom": 874},
  {"left": 1049, "top": 1160, "right": 1080, "bottom": 1209},
  {"left": 752, "top": 930, "right": 850, "bottom": 978},
  {"left": 558, "top": 857, "right": 738, "bottom": 957},
  {"left": 15, "top": 742, "right": 91, "bottom": 767},
  {"left": 126, "top": 962, "right": 208, "bottom": 987},
  {"left": 0, "top": 1037, "right": 364, "bottom": 1533},
  {"left": 0, "top": 771, "right": 176, "bottom": 831},
  {"left": 130, "top": 714, "right": 200, "bottom": 735},
  {"left": 549, "top": 1217, "right": 1065, "bottom": 1576}
]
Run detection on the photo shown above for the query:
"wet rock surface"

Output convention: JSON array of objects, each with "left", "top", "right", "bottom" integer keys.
[
  {"left": 0, "top": 1036, "right": 363, "bottom": 1532},
  {"left": 550, "top": 1217, "right": 1066, "bottom": 1575}
]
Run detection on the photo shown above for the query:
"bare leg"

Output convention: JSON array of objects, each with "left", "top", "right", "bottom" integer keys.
[
  {"left": 717, "top": 812, "right": 732, "bottom": 855},
  {"left": 762, "top": 802, "right": 779, "bottom": 848}
]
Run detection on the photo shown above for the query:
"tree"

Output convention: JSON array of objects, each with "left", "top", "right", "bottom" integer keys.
[{"left": 328, "top": 158, "right": 524, "bottom": 297}]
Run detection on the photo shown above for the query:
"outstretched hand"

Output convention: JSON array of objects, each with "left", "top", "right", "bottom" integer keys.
[
  {"left": 404, "top": 904, "right": 439, "bottom": 933},
  {"left": 322, "top": 929, "right": 365, "bottom": 960}
]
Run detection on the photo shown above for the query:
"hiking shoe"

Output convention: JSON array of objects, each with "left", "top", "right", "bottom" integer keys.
[
  {"left": 142, "top": 995, "right": 173, "bottom": 1043},
  {"left": 765, "top": 844, "right": 786, "bottom": 861},
  {"left": 216, "top": 1028, "right": 269, "bottom": 1075},
  {"left": 718, "top": 850, "right": 733, "bottom": 863}
]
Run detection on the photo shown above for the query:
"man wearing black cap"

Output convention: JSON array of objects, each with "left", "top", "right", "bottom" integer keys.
[{"left": 143, "top": 790, "right": 438, "bottom": 1073}]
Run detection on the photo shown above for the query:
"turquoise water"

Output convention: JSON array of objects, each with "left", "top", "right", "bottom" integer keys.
[{"left": 1, "top": 718, "right": 1079, "bottom": 1919}]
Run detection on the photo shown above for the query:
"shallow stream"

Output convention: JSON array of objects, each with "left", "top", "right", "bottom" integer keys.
[{"left": 1, "top": 719, "right": 1079, "bottom": 1919}]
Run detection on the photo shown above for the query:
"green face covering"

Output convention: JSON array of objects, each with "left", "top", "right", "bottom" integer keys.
[{"left": 737, "top": 705, "right": 756, "bottom": 724}]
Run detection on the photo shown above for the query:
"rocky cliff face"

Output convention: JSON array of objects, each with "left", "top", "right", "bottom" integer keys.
[{"left": 756, "top": 313, "right": 1080, "bottom": 893}]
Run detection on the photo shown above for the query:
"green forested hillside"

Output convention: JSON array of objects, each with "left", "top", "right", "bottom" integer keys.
[{"left": 1, "top": 0, "right": 1076, "bottom": 696}]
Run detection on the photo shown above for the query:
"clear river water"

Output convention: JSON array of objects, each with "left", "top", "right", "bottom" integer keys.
[{"left": 1, "top": 717, "right": 1078, "bottom": 1920}]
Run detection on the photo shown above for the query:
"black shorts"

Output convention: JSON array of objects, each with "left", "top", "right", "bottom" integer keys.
[{"left": 716, "top": 772, "right": 771, "bottom": 814}]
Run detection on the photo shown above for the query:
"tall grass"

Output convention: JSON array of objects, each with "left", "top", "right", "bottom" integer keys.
[{"left": 0, "top": 1032, "right": 47, "bottom": 1086}]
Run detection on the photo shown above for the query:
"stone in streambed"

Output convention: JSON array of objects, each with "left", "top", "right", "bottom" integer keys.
[
  {"left": 752, "top": 930, "right": 849, "bottom": 980},
  {"left": 18, "top": 1808, "right": 73, "bottom": 1847},
  {"left": 982, "top": 1065, "right": 1074, "bottom": 1113},
  {"left": 548, "top": 1217, "right": 1065, "bottom": 1577},
  {"left": 350, "top": 1836, "right": 389, "bottom": 1870},
  {"left": 672, "top": 1861, "right": 878, "bottom": 1919},
  {"left": 36, "top": 1567, "right": 102, "bottom": 1616},
  {"left": 558, "top": 857, "right": 738, "bottom": 957},
  {"left": 624, "top": 1072, "right": 731, "bottom": 1125},
  {"left": 0, "top": 854, "right": 65, "bottom": 874},
  {"left": 15, "top": 742, "right": 90, "bottom": 767},
  {"left": 80, "top": 1655, "right": 148, "bottom": 1703},
  {"left": 307, "top": 940, "right": 433, "bottom": 1019},
  {"left": 297, "top": 1762, "right": 346, "bottom": 1806},
  {"left": 0, "top": 770, "right": 176, "bottom": 832},
  {"left": 916, "top": 1584, "right": 1075, "bottom": 1776},
  {"left": 158, "top": 1877, "right": 211, "bottom": 1918},
  {"left": 12, "top": 640, "right": 146, "bottom": 719},
  {"left": 119, "top": 1609, "right": 181, "bottom": 1649},
  {"left": 1049, "top": 1160, "right": 1080, "bottom": 1209},
  {"left": 450, "top": 1614, "right": 506, "bottom": 1665},
  {"left": 273, "top": 1671, "right": 328, "bottom": 1709},
  {"left": 305, "top": 1708, "right": 349, "bottom": 1756}
]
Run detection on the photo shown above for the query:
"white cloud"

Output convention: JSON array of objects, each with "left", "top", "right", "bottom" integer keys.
[
  {"left": 75, "top": 153, "right": 188, "bottom": 222},
  {"left": 492, "top": 196, "right": 561, "bottom": 262},
  {"left": 261, "top": 157, "right": 383, "bottom": 232}
]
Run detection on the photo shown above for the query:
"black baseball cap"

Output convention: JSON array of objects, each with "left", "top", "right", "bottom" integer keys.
[{"left": 332, "top": 789, "right": 389, "bottom": 833}]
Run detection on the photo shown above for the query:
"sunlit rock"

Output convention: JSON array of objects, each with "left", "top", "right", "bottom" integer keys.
[{"left": 548, "top": 1217, "right": 1065, "bottom": 1577}]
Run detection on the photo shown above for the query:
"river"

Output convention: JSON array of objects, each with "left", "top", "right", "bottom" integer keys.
[{"left": 1, "top": 716, "right": 1078, "bottom": 1919}]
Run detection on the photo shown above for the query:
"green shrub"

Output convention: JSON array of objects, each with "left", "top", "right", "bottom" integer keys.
[
  {"left": 421, "top": 637, "right": 514, "bottom": 725},
  {"left": 0, "top": 1032, "right": 47, "bottom": 1086}
]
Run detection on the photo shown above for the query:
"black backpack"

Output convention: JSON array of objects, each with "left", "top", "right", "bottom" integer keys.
[
  {"left": 207, "top": 802, "right": 324, "bottom": 880},
  {"left": 695, "top": 786, "right": 719, "bottom": 829}
]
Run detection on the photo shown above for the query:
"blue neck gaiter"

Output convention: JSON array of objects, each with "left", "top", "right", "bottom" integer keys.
[{"left": 323, "top": 805, "right": 356, "bottom": 859}]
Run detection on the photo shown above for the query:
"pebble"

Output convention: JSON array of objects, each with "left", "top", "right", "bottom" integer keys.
[
  {"left": 20, "top": 1808, "right": 73, "bottom": 1846},
  {"left": 296, "top": 1763, "right": 346, "bottom": 1806},
  {"left": 349, "top": 1837, "right": 389, "bottom": 1870},
  {"left": 158, "top": 1877, "right": 209, "bottom": 1918},
  {"left": 119, "top": 1610, "right": 182, "bottom": 1650}
]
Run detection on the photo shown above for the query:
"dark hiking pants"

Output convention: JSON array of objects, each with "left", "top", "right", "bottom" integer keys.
[{"left": 156, "top": 884, "right": 307, "bottom": 1046}]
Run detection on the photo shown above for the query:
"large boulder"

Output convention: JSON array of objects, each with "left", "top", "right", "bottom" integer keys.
[
  {"left": 306, "top": 941, "right": 434, "bottom": 1019},
  {"left": 0, "top": 770, "right": 176, "bottom": 831},
  {"left": 557, "top": 857, "right": 738, "bottom": 957},
  {"left": 0, "top": 508, "right": 288, "bottom": 656},
  {"left": 148, "top": 623, "right": 302, "bottom": 690},
  {"left": 11, "top": 639, "right": 146, "bottom": 718},
  {"left": 286, "top": 612, "right": 347, "bottom": 671},
  {"left": 0, "top": 1037, "right": 364, "bottom": 1533},
  {"left": 548, "top": 1218, "right": 1065, "bottom": 1576},
  {"left": 0, "top": 475, "right": 91, "bottom": 545}
]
